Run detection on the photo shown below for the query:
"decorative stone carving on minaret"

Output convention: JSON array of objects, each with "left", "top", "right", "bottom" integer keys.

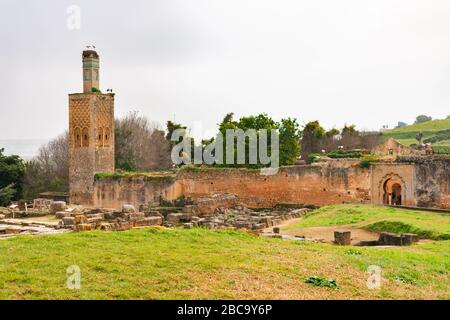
[
  {"left": 69, "top": 49, "right": 115, "bottom": 205},
  {"left": 82, "top": 50, "right": 100, "bottom": 93}
]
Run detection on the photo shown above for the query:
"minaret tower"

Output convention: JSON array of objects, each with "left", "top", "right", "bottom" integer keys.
[
  {"left": 68, "top": 49, "right": 115, "bottom": 205},
  {"left": 82, "top": 50, "right": 100, "bottom": 93}
]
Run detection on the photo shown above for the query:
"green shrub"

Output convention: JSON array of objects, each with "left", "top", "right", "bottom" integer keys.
[
  {"left": 364, "top": 220, "right": 450, "bottom": 240},
  {"left": 305, "top": 276, "right": 338, "bottom": 289}
]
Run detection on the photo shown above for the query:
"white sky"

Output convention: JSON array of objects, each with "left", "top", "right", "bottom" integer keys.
[{"left": 1, "top": 0, "right": 450, "bottom": 140}]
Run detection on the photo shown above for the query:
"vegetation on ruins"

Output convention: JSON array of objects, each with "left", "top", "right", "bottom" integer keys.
[
  {"left": 384, "top": 118, "right": 450, "bottom": 153},
  {"left": 301, "top": 121, "right": 383, "bottom": 162},
  {"left": 0, "top": 222, "right": 448, "bottom": 299},
  {"left": 0, "top": 148, "right": 26, "bottom": 206},
  {"left": 94, "top": 170, "right": 175, "bottom": 182}
]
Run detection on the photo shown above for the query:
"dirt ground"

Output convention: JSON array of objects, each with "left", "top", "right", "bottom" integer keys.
[{"left": 266, "top": 219, "right": 379, "bottom": 245}]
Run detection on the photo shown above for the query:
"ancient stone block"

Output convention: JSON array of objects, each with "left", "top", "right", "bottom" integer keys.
[
  {"left": 86, "top": 217, "right": 103, "bottom": 225},
  {"left": 0, "top": 214, "right": 5, "bottom": 220},
  {"left": 401, "top": 233, "right": 419, "bottom": 245},
  {"left": 86, "top": 213, "right": 104, "bottom": 220},
  {"left": 378, "top": 232, "right": 404, "bottom": 246},
  {"left": 166, "top": 213, "right": 183, "bottom": 224},
  {"left": 145, "top": 211, "right": 162, "bottom": 217},
  {"left": 128, "top": 212, "right": 145, "bottom": 221},
  {"left": 180, "top": 213, "right": 192, "bottom": 222},
  {"left": 122, "top": 204, "right": 136, "bottom": 213},
  {"left": 99, "top": 223, "right": 113, "bottom": 231},
  {"left": 117, "top": 221, "right": 132, "bottom": 230},
  {"left": 134, "top": 216, "right": 163, "bottom": 227},
  {"left": 74, "top": 215, "right": 87, "bottom": 224},
  {"left": 183, "top": 223, "right": 194, "bottom": 229},
  {"left": 103, "top": 212, "right": 115, "bottom": 220},
  {"left": 75, "top": 223, "right": 92, "bottom": 231},
  {"left": 334, "top": 231, "right": 351, "bottom": 245},
  {"left": 55, "top": 211, "right": 68, "bottom": 219},
  {"left": 84, "top": 208, "right": 102, "bottom": 215},
  {"left": 62, "top": 217, "right": 75, "bottom": 226},
  {"left": 50, "top": 201, "right": 66, "bottom": 214}
]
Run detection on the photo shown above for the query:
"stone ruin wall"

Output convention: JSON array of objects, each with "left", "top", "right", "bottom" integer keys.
[
  {"left": 397, "top": 156, "right": 450, "bottom": 210},
  {"left": 93, "top": 160, "right": 372, "bottom": 209},
  {"left": 93, "top": 177, "right": 182, "bottom": 209}
]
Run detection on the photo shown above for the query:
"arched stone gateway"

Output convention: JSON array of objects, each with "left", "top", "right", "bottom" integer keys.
[
  {"left": 370, "top": 163, "right": 415, "bottom": 207},
  {"left": 381, "top": 175, "right": 405, "bottom": 205}
]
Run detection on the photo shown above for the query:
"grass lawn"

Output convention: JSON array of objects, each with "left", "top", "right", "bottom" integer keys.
[
  {"left": 283, "top": 204, "right": 450, "bottom": 240},
  {"left": 0, "top": 222, "right": 449, "bottom": 299}
]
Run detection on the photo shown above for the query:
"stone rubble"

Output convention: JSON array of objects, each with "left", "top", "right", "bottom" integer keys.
[{"left": 2, "top": 196, "right": 311, "bottom": 237}]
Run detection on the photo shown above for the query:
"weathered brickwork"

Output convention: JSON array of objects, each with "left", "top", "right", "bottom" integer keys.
[
  {"left": 69, "top": 50, "right": 115, "bottom": 206},
  {"left": 397, "top": 156, "right": 450, "bottom": 209},
  {"left": 92, "top": 160, "right": 372, "bottom": 209},
  {"left": 90, "top": 158, "right": 450, "bottom": 210}
]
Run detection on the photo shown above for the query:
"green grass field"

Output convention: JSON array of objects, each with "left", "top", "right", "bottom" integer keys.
[
  {"left": 0, "top": 204, "right": 449, "bottom": 300},
  {"left": 383, "top": 119, "right": 450, "bottom": 153}
]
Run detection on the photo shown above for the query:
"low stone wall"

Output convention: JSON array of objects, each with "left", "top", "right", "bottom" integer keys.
[{"left": 93, "top": 175, "right": 181, "bottom": 209}]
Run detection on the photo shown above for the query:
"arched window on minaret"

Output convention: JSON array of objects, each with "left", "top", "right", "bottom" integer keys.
[
  {"left": 97, "top": 127, "right": 104, "bottom": 147},
  {"left": 104, "top": 127, "right": 110, "bottom": 147},
  {"left": 74, "top": 127, "right": 82, "bottom": 148},
  {"left": 82, "top": 127, "right": 89, "bottom": 147}
]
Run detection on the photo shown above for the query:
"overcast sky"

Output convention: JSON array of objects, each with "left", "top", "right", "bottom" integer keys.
[{"left": 1, "top": 0, "right": 450, "bottom": 141}]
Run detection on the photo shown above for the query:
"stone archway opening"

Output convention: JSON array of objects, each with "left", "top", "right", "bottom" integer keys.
[{"left": 383, "top": 178, "right": 403, "bottom": 205}]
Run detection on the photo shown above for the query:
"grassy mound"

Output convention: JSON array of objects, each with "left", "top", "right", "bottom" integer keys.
[
  {"left": 383, "top": 119, "right": 450, "bottom": 153},
  {"left": 283, "top": 204, "right": 450, "bottom": 240}
]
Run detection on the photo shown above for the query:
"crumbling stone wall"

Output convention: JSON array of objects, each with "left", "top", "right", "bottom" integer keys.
[
  {"left": 87, "top": 158, "right": 449, "bottom": 210},
  {"left": 93, "top": 176, "right": 181, "bottom": 209},
  {"left": 92, "top": 161, "right": 371, "bottom": 209},
  {"left": 176, "top": 160, "right": 371, "bottom": 208},
  {"left": 397, "top": 156, "right": 450, "bottom": 209}
]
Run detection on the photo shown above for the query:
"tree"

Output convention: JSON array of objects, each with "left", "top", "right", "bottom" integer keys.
[
  {"left": 166, "top": 120, "right": 187, "bottom": 144},
  {"left": 446, "top": 115, "right": 450, "bottom": 120},
  {"left": 216, "top": 113, "right": 283, "bottom": 167},
  {"left": 341, "top": 124, "right": 358, "bottom": 136},
  {"left": 415, "top": 115, "right": 432, "bottom": 124},
  {"left": 396, "top": 121, "right": 408, "bottom": 128},
  {"left": 300, "top": 121, "right": 326, "bottom": 162},
  {"left": 279, "top": 118, "right": 301, "bottom": 165},
  {"left": 115, "top": 111, "right": 172, "bottom": 171},
  {"left": 326, "top": 128, "right": 340, "bottom": 138},
  {"left": 0, "top": 148, "right": 26, "bottom": 206},
  {"left": 23, "top": 133, "right": 69, "bottom": 199}
]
